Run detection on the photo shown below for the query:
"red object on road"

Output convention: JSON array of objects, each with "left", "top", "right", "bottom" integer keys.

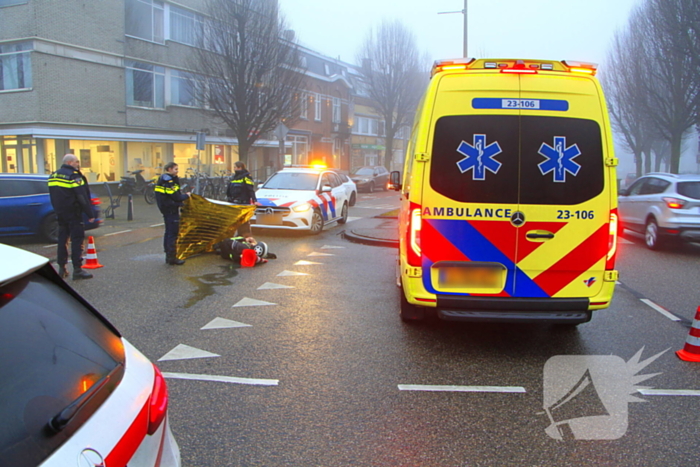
[
  {"left": 676, "top": 306, "right": 700, "bottom": 362},
  {"left": 240, "top": 249, "right": 257, "bottom": 268},
  {"left": 82, "top": 236, "right": 104, "bottom": 269}
]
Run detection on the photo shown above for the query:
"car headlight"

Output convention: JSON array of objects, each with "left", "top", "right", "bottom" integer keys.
[{"left": 292, "top": 203, "right": 311, "bottom": 213}]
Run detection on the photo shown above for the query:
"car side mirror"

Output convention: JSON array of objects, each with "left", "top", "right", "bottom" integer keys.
[
  {"left": 321, "top": 185, "right": 332, "bottom": 193},
  {"left": 619, "top": 188, "right": 628, "bottom": 196},
  {"left": 389, "top": 171, "right": 402, "bottom": 191}
]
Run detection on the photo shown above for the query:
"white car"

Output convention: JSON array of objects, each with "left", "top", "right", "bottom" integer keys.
[
  {"left": 333, "top": 171, "right": 358, "bottom": 206},
  {"left": 253, "top": 166, "right": 350, "bottom": 234},
  {"left": 0, "top": 244, "right": 180, "bottom": 467}
]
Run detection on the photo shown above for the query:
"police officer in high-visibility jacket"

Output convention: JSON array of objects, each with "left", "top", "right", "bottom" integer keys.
[
  {"left": 155, "top": 162, "right": 190, "bottom": 265},
  {"left": 226, "top": 161, "right": 257, "bottom": 236},
  {"left": 48, "top": 154, "right": 96, "bottom": 280}
]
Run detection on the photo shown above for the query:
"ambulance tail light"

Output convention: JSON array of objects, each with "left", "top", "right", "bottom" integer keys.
[
  {"left": 606, "top": 210, "right": 618, "bottom": 270},
  {"left": 407, "top": 207, "right": 422, "bottom": 266}
]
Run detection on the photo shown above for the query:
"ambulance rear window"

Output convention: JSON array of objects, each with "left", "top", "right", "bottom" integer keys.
[{"left": 429, "top": 115, "right": 604, "bottom": 205}]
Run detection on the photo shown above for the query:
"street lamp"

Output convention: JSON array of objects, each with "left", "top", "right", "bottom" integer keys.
[{"left": 438, "top": 0, "right": 468, "bottom": 57}]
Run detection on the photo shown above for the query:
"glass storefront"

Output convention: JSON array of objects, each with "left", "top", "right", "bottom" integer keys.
[
  {"left": 1, "top": 136, "right": 37, "bottom": 173},
  {"left": 68, "top": 140, "right": 125, "bottom": 184}
]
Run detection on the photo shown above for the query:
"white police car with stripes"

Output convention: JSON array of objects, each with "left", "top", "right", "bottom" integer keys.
[{"left": 252, "top": 166, "right": 349, "bottom": 234}]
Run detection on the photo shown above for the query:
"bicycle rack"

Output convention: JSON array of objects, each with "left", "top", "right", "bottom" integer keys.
[{"left": 103, "top": 182, "right": 119, "bottom": 219}]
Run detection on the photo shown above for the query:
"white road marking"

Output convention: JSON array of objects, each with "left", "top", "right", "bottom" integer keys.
[
  {"left": 232, "top": 297, "right": 277, "bottom": 307},
  {"left": 346, "top": 217, "right": 362, "bottom": 222},
  {"left": 257, "top": 282, "right": 294, "bottom": 290},
  {"left": 163, "top": 372, "right": 278, "bottom": 386},
  {"left": 201, "top": 318, "right": 252, "bottom": 330},
  {"left": 640, "top": 298, "right": 681, "bottom": 321},
  {"left": 294, "top": 260, "right": 322, "bottom": 265},
  {"left": 398, "top": 384, "right": 526, "bottom": 393},
  {"left": 158, "top": 344, "right": 220, "bottom": 362},
  {"left": 308, "top": 252, "right": 334, "bottom": 257},
  {"left": 321, "top": 245, "right": 345, "bottom": 249},
  {"left": 103, "top": 229, "right": 132, "bottom": 237},
  {"left": 638, "top": 389, "right": 700, "bottom": 396},
  {"left": 43, "top": 244, "right": 57, "bottom": 248},
  {"left": 277, "top": 270, "right": 309, "bottom": 276},
  {"left": 150, "top": 223, "right": 164, "bottom": 227}
]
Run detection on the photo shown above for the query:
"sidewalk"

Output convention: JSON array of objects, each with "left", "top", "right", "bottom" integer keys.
[
  {"left": 343, "top": 214, "right": 399, "bottom": 248},
  {"left": 96, "top": 194, "right": 165, "bottom": 235}
]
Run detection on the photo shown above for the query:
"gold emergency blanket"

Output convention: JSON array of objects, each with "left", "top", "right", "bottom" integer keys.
[{"left": 176, "top": 194, "right": 255, "bottom": 259}]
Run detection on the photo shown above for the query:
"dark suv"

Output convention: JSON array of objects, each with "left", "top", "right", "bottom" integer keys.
[
  {"left": 618, "top": 173, "right": 700, "bottom": 249},
  {"left": 0, "top": 173, "right": 102, "bottom": 243}
]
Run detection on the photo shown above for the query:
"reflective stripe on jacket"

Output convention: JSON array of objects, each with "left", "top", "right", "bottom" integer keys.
[
  {"left": 155, "top": 173, "right": 188, "bottom": 215},
  {"left": 48, "top": 164, "right": 94, "bottom": 218},
  {"left": 226, "top": 170, "right": 256, "bottom": 204}
]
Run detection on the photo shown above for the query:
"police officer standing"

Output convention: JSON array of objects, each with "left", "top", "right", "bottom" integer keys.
[
  {"left": 155, "top": 162, "right": 190, "bottom": 265},
  {"left": 226, "top": 161, "right": 257, "bottom": 236},
  {"left": 48, "top": 154, "right": 96, "bottom": 280}
]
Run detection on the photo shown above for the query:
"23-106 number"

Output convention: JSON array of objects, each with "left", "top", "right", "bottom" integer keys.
[{"left": 557, "top": 210, "right": 595, "bottom": 220}]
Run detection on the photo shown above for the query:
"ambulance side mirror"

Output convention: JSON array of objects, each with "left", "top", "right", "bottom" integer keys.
[{"left": 389, "top": 171, "right": 402, "bottom": 191}]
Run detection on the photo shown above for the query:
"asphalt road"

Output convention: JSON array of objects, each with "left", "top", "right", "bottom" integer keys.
[{"left": 4, "top": 191, "right": 700, "bottom": 466}]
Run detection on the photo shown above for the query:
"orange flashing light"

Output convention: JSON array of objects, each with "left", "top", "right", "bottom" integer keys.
[{"left": 569, "top": 67, "right": 595, "bottom": 75}]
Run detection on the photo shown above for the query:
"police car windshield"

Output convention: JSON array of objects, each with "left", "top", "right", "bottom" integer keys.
[{"left": 263, "top": 172, "right": 318, "bottom": 190}]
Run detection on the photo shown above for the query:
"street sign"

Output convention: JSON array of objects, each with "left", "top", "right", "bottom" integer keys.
[
  {"left": 196, "top": 131, "right": 206, "bottom": 150},
  {"left": 273, "top": 123, "right": 289, "bottom": 141}
]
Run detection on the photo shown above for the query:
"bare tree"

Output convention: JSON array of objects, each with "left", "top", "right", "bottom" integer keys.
[
  {"left": 357, "top": 20, "right": 428, "bottom": 171},
  {"left": 191, "top": 0, "right": 304, "bottom": 165},
  {"left": 634, "top": 0, "right": 700, "bottom": 173}
]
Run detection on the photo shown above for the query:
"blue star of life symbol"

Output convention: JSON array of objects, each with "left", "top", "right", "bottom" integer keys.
[
  {"left": 456, "top": 134, "right": 503, "bottom": 181},
  {"left": 538, "top": 136, "right": 582, "bottom": 183}
]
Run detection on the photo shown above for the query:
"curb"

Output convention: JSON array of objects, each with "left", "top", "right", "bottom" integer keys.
[{"left": 342, "top": 229, "right": 398, "bottom": 248}]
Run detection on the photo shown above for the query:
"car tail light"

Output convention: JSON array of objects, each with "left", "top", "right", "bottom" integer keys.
[
  {"left": 148, "top": 364, "right": 168, "bottom": 435},
  {"left": 663, "top": 197, "right": 686, "bottom": 209},
  {"left": 91, "top": 197, "right": 102, "bottom": 205},
  {"left": 407, "top": 207, "right": 422, "bottom": 267},
  {"left": 606, "top": 209, "right": 618, "bottom": 270}
]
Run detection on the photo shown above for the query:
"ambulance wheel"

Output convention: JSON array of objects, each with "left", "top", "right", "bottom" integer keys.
[
  {"left": 338, "top": 203, "right": 348, "bottom": 224},
  {"left": 645, "top": 218, "right": 663, "bottom": 250},
  {"left": 399, "top": 282, "right": 425, "bottom": 322},
  {"left": 310, "top": 209, "right": 324, "bottom": 235}
]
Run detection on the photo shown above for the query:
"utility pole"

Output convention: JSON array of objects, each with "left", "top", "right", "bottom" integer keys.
[{"left": 438, "top": 0, "right": 468, "bottom": 57}]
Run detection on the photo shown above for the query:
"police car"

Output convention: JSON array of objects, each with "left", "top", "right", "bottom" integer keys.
[
  {"left": 252, "top": 166, "right": 349, "bottom": 234},
  {"left": 0, "top": 243, "right": 180, "bottom": 467}
]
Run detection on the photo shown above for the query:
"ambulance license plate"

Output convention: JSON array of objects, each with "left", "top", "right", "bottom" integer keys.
[{"left": 438, "top": 265, "right": 502, "bottom": 288}]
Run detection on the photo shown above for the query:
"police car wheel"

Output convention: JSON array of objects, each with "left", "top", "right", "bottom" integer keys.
[
  {"left": 338, "top": 203, "right": 348, "bottom": 225},
  {"left": 310, "top": 209, "right": 324, "bottom": 235},
  {"left": 349, "top": 192, "right": 356, "bottom": 206}
]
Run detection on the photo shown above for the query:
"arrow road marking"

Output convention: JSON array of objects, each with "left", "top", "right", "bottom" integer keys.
[
  {"left": 638, "top": 389, "right": 700, "bottom": 396},
  {"left": 257, "top": 282, "right": 295, "bottom": 290},
  {"left": 277, "top": 270, "right": 309, "bottom": 276},
  {"left": 398, "top": 385, "right": 526, "bottom": 393},
  {"left": 163, "top": 372, "right": 278, "bottom": 386},
  {"left": 232, "top": 297, "right": 277, "bottom": 307},
  {"left": 201, "top": 318, "right": 252, "bottom": 330},
  {"left": 294, "top": 260, "right": 322, "bottom": 265},
  {"left": 158, "top": 344, "right": 220, "bottom": 362},
  {"left": 308, "top": 252, "right": 334, "bottom": 257},
  {"left": 321, "top": 245, "right": 345, "bottom": 249}
]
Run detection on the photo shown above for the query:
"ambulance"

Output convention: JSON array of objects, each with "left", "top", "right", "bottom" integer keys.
[{"left": 391, "top": 58, "right": 618, "bottom": 324}]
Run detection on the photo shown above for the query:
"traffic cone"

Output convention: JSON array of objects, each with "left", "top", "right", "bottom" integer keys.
[
  {"left": 82, "top": 236, "right": 104, "bottom": 269},
  {"left": 240, "top": 249, "right": 257, "bottom": 268},
  {"left": 676, "top": 306, "right": 700, "bottom": 362}
]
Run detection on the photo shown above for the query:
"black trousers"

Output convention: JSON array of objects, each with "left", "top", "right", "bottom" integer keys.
[
  {"left": 57, "top": 214, "right": 85, "bottom": 268},
  {"left": 163, "top": 212, "right": 180, "bottom": 256}
]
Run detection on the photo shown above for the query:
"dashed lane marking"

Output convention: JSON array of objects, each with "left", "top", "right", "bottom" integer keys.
[
  {"left": 640, "top": 298, "right": 681, "bottom": 322},
  {"left": 163, "top": 372, "right": 278, "bottom": 386},
  {"left": 398, "top": 385, "right": 526, "bottom": 393},
  {"left": 43, "top": 244, "right": 57, "bottom": 248},
  {"left": 257, "top": 282, "right": 294, "bottom": 290},
  {"left": 321, "top": 245, "right": 345, "bottom": 249},
  {"left": 277, "top": 270, "right": 309, "bottom": 276},
  {"left": 158, "top": 344, "right": 220, "bottom": 362},
  {"left": 639, "top": 389, "right": 700, "bottom": 396},
  {"left": 346, "top": 217, "right": 362, "bottom": 222},
  {"left": 308, "top": 252, "right": 334, "bottom": 257},
  {"left": 150, "top": 223, "right": 164, "bottom": 227},
  {"left": 201, "top": 318, "right": 252, "bottom": 330},
  {"left": 294, "top": 260, "right": 322, "bottom": 266},
  {"left": 232, "top": 297, "right": 277, "bottom": 307},
  {"left": 103, "top": 229, "right": 133, "bottom": 237}
]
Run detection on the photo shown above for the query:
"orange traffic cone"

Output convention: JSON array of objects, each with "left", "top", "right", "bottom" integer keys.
[
  {"left": 676, "top": 306, "right": 700, "bottom": 362},
  {"left": 82, "top": 236, "right": 104, "bottom": 269},
  {"left": 240, "top": 249, "right": 257, "bottom": 268}
]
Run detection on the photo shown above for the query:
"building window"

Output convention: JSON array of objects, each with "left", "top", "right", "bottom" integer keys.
[
  {"left": 170, "top": 5, "right": 202, "bottom": 46},
  {"left": 314, "top": 93, "right": 322, "bottom": 121},
  {"left": 171, "top": 70, "right": 201, "bottom": 107},
  {"left": 125, "top": 0, "right": 164, "bottom": 44},
  {"left": 0, "top": 42, "right": 31, "bottom": 91},
  {"left": 126, "top": 61, "right": 165, "bottom": 108},
  {"left": 299, "top": 92, "right": 308, "bottom": 119},
  {"left": 332, "top": 97, "right": 341, "bottom": 124},
  {"left": 354, "top": 116, "right": 383, "bottom": 136}
]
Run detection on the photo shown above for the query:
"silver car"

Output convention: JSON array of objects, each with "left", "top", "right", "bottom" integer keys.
[{"left": 618, "top": 173, "right": 700, "bottom": 249}]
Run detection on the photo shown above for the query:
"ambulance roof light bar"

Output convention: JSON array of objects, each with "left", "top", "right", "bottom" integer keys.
[
  {"left": 563, "top": 60, "right": 598, "bottom": 76},
  {"left": 431, "top": 58, "right": 475, "bottom": 76},
  {"left": 500, "top": 60, "right": 537, "bottom": 74}
]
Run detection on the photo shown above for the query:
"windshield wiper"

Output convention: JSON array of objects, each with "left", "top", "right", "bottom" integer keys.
[{"left": 47, "top": 362, "right": 123, "bottom": 433}]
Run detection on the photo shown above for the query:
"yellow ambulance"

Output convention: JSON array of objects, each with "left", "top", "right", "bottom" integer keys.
[{"left": 391, "top": 58, "right": 618, "bottom": 324}]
